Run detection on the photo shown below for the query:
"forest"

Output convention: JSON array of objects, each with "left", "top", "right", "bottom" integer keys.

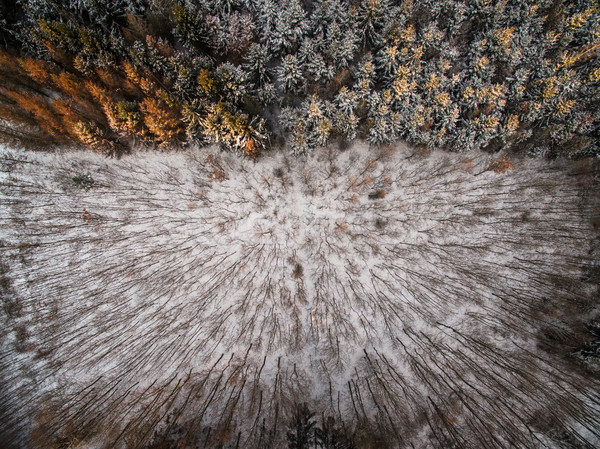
[
  {"left": 0, "top": 1, "right": 599, "bottom": 449},
  {"left": 0, "top": 0, "right": 599, "bottom": 157}
]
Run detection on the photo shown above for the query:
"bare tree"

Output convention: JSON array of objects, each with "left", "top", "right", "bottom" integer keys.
[{"left": 0, "top": 144, "right": 598, "bottom": 448}]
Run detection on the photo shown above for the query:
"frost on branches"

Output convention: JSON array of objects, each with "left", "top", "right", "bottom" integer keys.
[{"left": 0, "top": 144, "right": 599, "bottom": 448}]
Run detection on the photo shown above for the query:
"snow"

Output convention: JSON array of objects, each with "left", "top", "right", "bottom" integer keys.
[{"left": 0, "top": 143, "right": 599, "bottom": 448}]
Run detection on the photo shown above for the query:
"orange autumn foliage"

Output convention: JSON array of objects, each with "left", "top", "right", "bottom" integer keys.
[
  {"left": 244, "top": 138, "right": 260, "bottom": 158},
  {"left": 3, "top": 90, "right": 66, "bottom": 141},
  {"left": 489, "top": 156, "right": 513, "bottom": 174},
  {"left": 18, "top": 58, "right": 55, "bottom": 85},
  {"left": 140, "top": 97, "right": 184, "bottom": 144}
]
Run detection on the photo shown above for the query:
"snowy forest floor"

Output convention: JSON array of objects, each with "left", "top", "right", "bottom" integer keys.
[{"left": 0, "top": 143, "right": 599, "bottom": 449}]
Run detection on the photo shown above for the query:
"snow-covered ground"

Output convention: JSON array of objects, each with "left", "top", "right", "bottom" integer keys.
[{"left": 0, "top": 144, "right": 599, "bottom": 448}]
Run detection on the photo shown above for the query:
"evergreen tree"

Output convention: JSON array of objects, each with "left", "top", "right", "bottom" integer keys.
[
  {"left": 278, "top": 54, "right": 305, "bottom": 94},
  {"left": 255, "top": 0, "right": 279, "bottom": 50},
  {"left": 356, "top": 0, "right": 388, "bottom": 48},
  {"left": 287, "top": 404, "right": 315, "bottom": 449},
  {"left": 273, "top": 0, "right": 307, "bottom": 54},
  {"left": 244, "top": 43, "right": 272, "bottom": 87},
  {"left": 172, "top": 2, "right": 217, "bottom": 55}
]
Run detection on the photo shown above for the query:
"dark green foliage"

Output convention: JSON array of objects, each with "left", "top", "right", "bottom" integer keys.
[
  {"left": 71, "top": 172, "right": 95, "bottom": 190},
  {"left": 286, "top": 404, "right": 357, "bottom": 449},
  {"left": 574, "top": 320, "right": 600, "bottom": 372},
  {"left": 315, "top": 416, "right": 356, "bottom": 449},
  {"left": 172, "top": 2, "right": 217, "bottom": 55},
  {"left": 287, "top": 404, "right": 315, "bottom": 449}
]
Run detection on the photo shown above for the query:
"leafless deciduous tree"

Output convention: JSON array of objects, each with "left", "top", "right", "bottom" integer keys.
[{"left": 0, "top": 144, "right": 598, "bottom": 448}]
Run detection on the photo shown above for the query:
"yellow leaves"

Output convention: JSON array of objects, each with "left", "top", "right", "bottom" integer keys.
[
  {"left": 555, "top": 42, "right": 600, "bottom": 71},
  {"left": 546, "top": 30, "right": 562, "bottom": 45},
  {"left": 122, "top": 61, "right": 143, "bottom": 87},
  {"left": 172, "top": 2, "right": 186, "bottom": 23},
  {"left": 556, "top": 51, "right": 579, "bottom": 70},
  {"left": 589, "top": 67, "right": 600, "bottom": 83},
  {"left": 72, "top": 121, "right": 97, "bottom": 146},
  {"left": 37, "top": 19, "right": 75, "bottom": 45},
  {"left": 200, "top": 102, "right": 263, "bottom": 155},
  {"left": 475, "top": 56, "right": 490, "bottom": 72},
  {"left": 358, "top": 78, "right": 371, "bottom": 93},
  {"left": 107, "top": 101, "right": 143, "bottom": 134},
  {"left": 434, "top": 92, "right": 450, "bottom": 107},
  {"left": 382, "top": 89, "right": 394, "bottom": 104},
  {"left": 556, "top": 99, "right": 576, "bottom": 115},
  {"left": 424, "top": 26, "right": 442, "bottom": 45},
  {"left": 475, "top": 116, "right": 499, "bottom": 132},
  {"left": 484, "top": 116, "right": 500, "bottom": 129},
  {"left": 383, "top": 45, "right": 399, "bottom": 62},
  {"left": 493, "top": 26, "right": 515, "bottom": 51},
  {"left": 412, "top": 111, "right": 425, "bottom": 127},
  {"left": 541, "top": 77, "right": 558, "bottom": 99},
  {"left": 307, "top": 97, "right": 322, "bottom": 120},
  {"left": 146, "top": 35, "right": 174, "bottom": 58},
  {"left": 72, "top": 121, "right": 117, "bottom": 154},
  {"left": 18, "top": 58, "right": 53, "bottom": 84},
  {"left": 318, "top": 118, "right": 332, "bottom": 137},
  {"left": 141, "top": 96, "right": 184, "bottom": 144},
  {"left": 198, "top": 69, "right": 217, "bottom": 96},
  {"left": 477, "top": 84, "right": 506, "bottom": 106},
  {"left": 506, "top": 114, "right": 520, "bottom": 132},
  {"left": 52, "top": 72, "right": 85, "bottom": 99},
  {"left": 399, "top": 24, "right": 416, "bottom": 43},
  {"left": 425, "top": 74, "right": 440, "bottom": 92},
  {"left": 462, "top": 86, "right": 475, "bottom": 99},
  {"left": 567, "top": 8, "right": 596, "bottom": 30},
  {"left": 4, "top": 90, "right": 62, "bottom": 138},
  {"left": 396, "top": 65, "right": 411, "bottom": 79},
  {"left": 84, "top": 80, "right": 109, "bottom": 105},
  {"left": 392, "top": 77, "right": 415, "bottom": 98},
  {"left": 411, "top": 45, "right": 424, "bottom": 63},
  {"left": 94, "top": 68, "right": 123, "bottom": 90}
]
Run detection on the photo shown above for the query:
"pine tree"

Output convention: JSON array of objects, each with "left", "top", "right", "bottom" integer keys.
[
  {"left": 356, "top": 0, "right": 388, "bottom": 48},
  {"left": 335, "top": 86, "right": 357, "bottom": 115},
  {"left": 244, "top": 43, "right": 272, "bottom": 87},
  {"left": 255, "top": 0, "right": 279, "bottom": 50},
  {"left": 215, "top": 63, "right": 248, "bottom": 106},
  {"left": 278, "top": 55, "right": 305, "bottom": 94},
  {"left": 273, "top": 0, "right": 307, "bottom": 54},
  {"left": 172, "top": 2, "right": 215, "bottom": 55},
  {"left": 315, "top": 416, "right": 356, "bottom": 449},
  {"left": 376, "top": 45, "right": 400, "bottom": 79}
]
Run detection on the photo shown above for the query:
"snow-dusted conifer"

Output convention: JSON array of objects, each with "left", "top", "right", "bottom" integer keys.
[
  {"left": 273, "top": 0, "right": 307, "bottom": 54},
  {"left": 244, "top": 43, "right": 271, "bottom": 87},
  {"left": 335, "top": 86, "right": 357, "bottom": 115},
  {"left": 356, "top": 0, "right": 388, "bottom": 48},
  {"left": 277, "top": 54, "right": 305, "bottom": 94},
  {"left": 215, "top": 62, "right": 248, "bottom": 105},
  {"left": 254, "top": 0, "right": 279, "bottom": 49}
]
